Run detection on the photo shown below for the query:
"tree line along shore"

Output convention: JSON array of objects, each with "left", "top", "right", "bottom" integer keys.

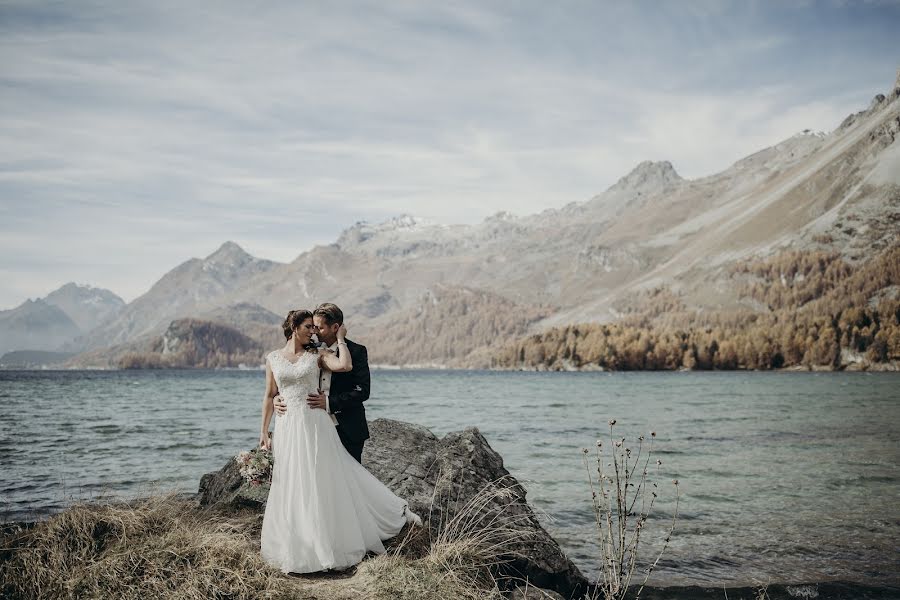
[{"left": 494, "top": 245, "right": 900, "bottom": 372}]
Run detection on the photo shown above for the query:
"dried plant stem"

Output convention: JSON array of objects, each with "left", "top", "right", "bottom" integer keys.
[
  {"left": 634, "top": 480, "right": 679, "bottom": 599},
  {"left": 582, "top": 423, "right": 679, "bottom": 600}
]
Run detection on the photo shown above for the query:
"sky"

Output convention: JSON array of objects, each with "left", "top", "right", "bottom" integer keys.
[{"left": 1, "top": 1, "right": 898, "bottom": 309}]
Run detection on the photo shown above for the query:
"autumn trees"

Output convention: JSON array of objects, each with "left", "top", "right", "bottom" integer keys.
[{"left": 498, "top": 244, "right": 900, "bottom": 371}]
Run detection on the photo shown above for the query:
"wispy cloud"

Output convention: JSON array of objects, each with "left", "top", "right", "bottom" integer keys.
[{"left": 0, "top": 0, "right": 897, "bottom": 308}]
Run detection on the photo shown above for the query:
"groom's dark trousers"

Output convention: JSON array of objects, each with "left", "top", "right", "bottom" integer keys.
[{"left": 329, "top": 338, "right": 370, "bottom": 463}]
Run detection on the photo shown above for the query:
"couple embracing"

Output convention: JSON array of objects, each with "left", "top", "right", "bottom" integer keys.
[{"left": 258, "top": 303, "right": 421, "bottom": 574}]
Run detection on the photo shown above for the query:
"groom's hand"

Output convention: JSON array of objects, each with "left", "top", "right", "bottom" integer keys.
[
  {"left": 306, "top": 390, "right": 326, "bottom": 410},
  {"left": 273, "top": 395, "right": 288, "bottom": 415}
]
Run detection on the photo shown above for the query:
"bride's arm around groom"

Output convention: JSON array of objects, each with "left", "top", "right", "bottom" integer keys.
[{"left": 318, "top": 324, "right": 352, "bottom": 374}]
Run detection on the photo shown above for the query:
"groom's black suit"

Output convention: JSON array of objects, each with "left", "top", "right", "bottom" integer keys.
[{"left": 329, "top": 338, "right": 370, "bottom": 463}]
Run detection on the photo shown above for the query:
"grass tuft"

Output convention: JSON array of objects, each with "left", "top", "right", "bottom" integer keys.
[{"left": 1, "top": 493, "right": 301, "bottom": 600}]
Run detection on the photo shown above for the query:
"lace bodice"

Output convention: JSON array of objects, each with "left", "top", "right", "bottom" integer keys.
[{"left": 268, "top": 350, "right": 319, "bottom": 410}]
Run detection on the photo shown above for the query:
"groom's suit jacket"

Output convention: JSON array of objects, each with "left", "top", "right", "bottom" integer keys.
[{"left": 329, "top": 338, "right": 371, "bottom": 445}]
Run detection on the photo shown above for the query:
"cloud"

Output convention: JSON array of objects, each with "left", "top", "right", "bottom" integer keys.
[{"left": 0, "top": 0, "right": 897, "bottom": 308}]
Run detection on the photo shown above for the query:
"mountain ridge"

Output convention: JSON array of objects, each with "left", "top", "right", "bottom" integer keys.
[{"left": 36, "top": 71, "right": 900, "bottom": 368}]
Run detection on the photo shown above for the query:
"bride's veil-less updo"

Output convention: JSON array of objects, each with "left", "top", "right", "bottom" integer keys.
[{"left": 282, "top": 309, "right": 314, "bottom": 340}]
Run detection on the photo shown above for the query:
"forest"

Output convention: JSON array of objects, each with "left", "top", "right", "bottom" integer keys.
[{"left": 495, "top": 244, "right": 900, "bottom": 371}]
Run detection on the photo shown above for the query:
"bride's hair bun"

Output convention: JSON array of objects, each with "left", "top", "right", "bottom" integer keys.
[{"left": 282, "top": 309, "right": 313, "bottom": 340}]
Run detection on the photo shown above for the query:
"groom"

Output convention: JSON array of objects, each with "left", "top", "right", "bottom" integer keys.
[{"left": 273, "top": 302, "right": 371, "bottom": 463}]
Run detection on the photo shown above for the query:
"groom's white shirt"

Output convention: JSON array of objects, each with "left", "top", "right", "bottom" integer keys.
[{"left": 319, "top": 341, "right": 339, "bottom": 426}]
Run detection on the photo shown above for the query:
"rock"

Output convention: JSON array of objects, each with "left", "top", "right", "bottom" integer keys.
[
  {"left": 868, "top": 93, "right": 886, "bottom": 111},
  {"left": 198, "top": 418, "right": 588, "bottom": 599},
  {"left": 607, "top": 160, "right": 683, "bottom": 195},
  {"left": 197, "top": 454, "right": 270, "bottom": 509},
  {"left": 838, "top": 110, "right": 863, "bottom": 130}
]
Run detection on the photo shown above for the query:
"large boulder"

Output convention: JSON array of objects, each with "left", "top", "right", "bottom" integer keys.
[{"left": 198, "top": 418, "right": 588, "bottom": 599}]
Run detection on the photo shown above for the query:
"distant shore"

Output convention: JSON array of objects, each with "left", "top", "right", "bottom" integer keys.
[{"left": 3, "top": 361, "right": 898, "bottom": 372}]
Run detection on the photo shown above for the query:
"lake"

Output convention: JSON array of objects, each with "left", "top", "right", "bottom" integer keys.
[{"left": 1, "top": 369, "right": 898, "bottom": 589}]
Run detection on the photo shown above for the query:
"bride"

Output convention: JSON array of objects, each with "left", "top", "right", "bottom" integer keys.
[{"left": 258, "top": 309, "right": 421, "bottom": 573}]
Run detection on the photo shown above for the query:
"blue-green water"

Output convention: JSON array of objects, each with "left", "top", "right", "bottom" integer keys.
[{"left": 1, "top": 369, "right": 898, "bottom": 587}]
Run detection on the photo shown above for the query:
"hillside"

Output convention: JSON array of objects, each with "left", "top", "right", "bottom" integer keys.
[
  {"left": 495, "top": 245, "right": 900, "bottom": 371},
  {"left": 0, "top": 349, "right": 76, "bottom": 369},
  {"left": 117, "top": 319, "right": 264, "bottom": 369}
]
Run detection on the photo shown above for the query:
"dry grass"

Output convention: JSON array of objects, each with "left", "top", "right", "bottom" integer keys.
[
  {"left": 0, "top": 493, "right": 309, "bottom": 600},
  {"left": 1, "top": 480, "right": 537, "bottom": 600},
  {"left": 359, "top": 478, "right": 537, "bottom": 600}
]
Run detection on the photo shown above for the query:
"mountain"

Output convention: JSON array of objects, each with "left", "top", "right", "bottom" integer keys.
[
  {"left": 72, "top": 241, "right": 280, "bottom": 351},
  {"left": 66, "top": 71, "right": 900, "bottom": 368},
  {"left": 44, "top": 282, "right": 125, "bottom": 332},
  {"left": 0, "top": 283, "right": 124, "bottom": 354},
  {"left": 0, "top": 299, "right": 81, "bottom": 354}
]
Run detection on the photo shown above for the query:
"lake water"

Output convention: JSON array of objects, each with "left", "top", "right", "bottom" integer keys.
[{"left": 1, "top": 369, "right": 899, "bottom": 589}]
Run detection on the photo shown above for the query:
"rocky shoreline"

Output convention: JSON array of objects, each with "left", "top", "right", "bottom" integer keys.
[{"left": 3, "top": 418, "right": 899, "bottom": 599}]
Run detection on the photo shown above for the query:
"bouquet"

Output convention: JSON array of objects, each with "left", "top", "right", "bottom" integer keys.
[{"left": 236, "top": 446, "right": 274, "bottom": 486}]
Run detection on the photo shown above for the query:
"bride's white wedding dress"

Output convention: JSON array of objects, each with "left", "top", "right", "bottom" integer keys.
[{"left": 261, "top": 349, "right": 420, "bottom": 573}]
